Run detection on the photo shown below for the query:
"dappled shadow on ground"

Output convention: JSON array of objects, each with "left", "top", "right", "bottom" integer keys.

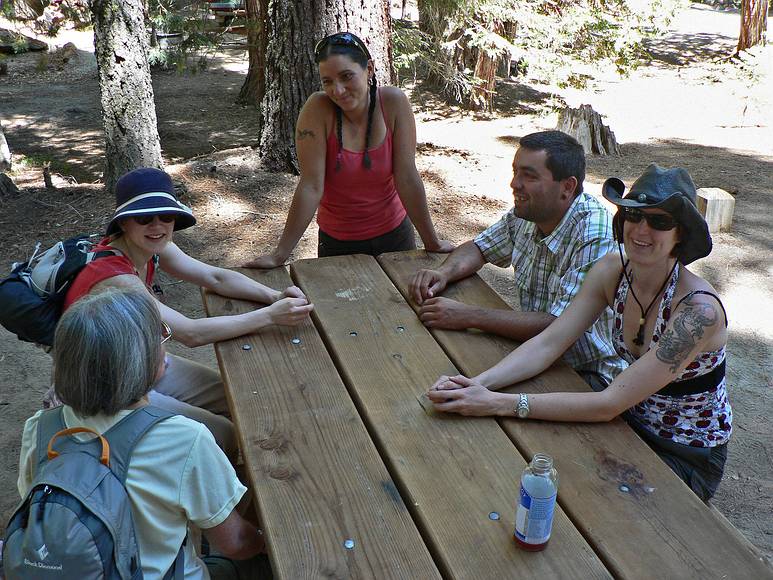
[
  {"left": 493, "top": 79, "right": 560, "bottom": 116},
  {"left": 407, "top": 78, "right": 558, "bottom": 118},
  {"left": 0, "top": 53, "right": 257, "bottom": 182},
  {"left": 153, "top": 67, "right": 260, "bottom": 162},
  {"left": 643, "top": 31, "right": 737, "bottom": 67}
]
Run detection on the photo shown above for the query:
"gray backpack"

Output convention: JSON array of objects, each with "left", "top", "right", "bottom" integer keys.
[{"left": 2, "top": 405, "right": 183, "bottom": 579}]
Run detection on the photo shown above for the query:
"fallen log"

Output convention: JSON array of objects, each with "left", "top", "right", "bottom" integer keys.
[{"left": 0, "top": 29, "right": 48, "bottom": 54}]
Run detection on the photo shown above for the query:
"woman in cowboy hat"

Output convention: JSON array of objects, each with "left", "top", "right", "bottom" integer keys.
[
  {"left": 60, "top": 166, "right": 314, "bottom": 458},
  {"left": 426, "top": 164, "right": 731, "bottom": 501}
]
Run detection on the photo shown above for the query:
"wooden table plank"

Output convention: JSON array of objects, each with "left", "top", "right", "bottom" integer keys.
[
  {"left": 291, "top": 254, "right": 611, "bottom": 580},
  {"left": 202, "top": 266, "right": 441, "bottom": 580},
  {"left": 379, "top": 249, "right": 773, "bottom": 579}
]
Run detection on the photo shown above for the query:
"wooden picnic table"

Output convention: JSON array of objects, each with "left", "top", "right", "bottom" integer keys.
[{"left": 202, "top": 250, "right": 771, "bottom": 579}]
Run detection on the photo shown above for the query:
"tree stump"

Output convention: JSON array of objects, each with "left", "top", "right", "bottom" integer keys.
[
  {"left": 0, "top": 123, "right": 11, "bottom": 172},
  {"left": 697, "top": 188, "right": 735, "bottom": 233},
  {"left": 556, "top": 105, "right": 621, "bottom": 155}
]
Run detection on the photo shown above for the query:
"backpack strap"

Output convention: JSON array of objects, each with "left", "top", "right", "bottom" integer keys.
[
  {"left": 102, "top": 405, "right": 175, "bottom": 484},
  {"left": 674, "top": 290, "right": 728, "bottom": 328},
  {"left": 162, "top": 539, "right": 186, "bottom": 580},
  {"left": 104, "top": 405, "right": 186, "bottom": 579},
  {"left": 35, "top": 406, "right": 67, "bottom": 472}
]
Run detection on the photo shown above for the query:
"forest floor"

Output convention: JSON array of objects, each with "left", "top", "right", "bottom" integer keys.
[{"left": 0, "top": 3, "right": 771, "bottom": 563}]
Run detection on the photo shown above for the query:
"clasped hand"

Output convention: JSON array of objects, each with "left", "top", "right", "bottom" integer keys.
[
  {"left": 427, "top": 375, "right": 501, "bottom": 416},
  {"left": 268, "top": 285, "right": 313, "bottom": 326}
]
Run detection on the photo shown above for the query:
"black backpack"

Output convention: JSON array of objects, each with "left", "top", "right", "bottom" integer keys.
[
  {"left": 0, "top": 235, "right": 120, "bottom": 346},
  {"left": 2, "top": 405, "right": 183, "bottom": 579}
]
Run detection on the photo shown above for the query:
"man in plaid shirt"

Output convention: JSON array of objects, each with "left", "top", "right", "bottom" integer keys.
[{"left": 411, "top": 130, "right": 623, "bottom": 388}]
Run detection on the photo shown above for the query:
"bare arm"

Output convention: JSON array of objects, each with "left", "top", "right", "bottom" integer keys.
[
  {"left": 473, "top": 261, "right": 611, "bottom": 390},
  {"left": 92, "top": 274, "right": 312, "bottom": 348},
  {"left": 429, "top": 279, "right": 724, "bottom": 422},
  {"left": 244, "top": 94, "right": 329, "bottom": 268},
  {"left": 160, "top": 242, "right": 288, "bottom": 304},
  {"left": 419, "top": 298, "right": 556, "bottom": 341},
  {"left": 388, "top": 88, "right": 453, "bottom": 254},
  {"left": 203, "top": 510, "right": 265, "bottom": 560}
]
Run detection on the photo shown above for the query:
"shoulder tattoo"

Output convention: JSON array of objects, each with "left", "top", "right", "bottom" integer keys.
[
  {"left": 297, "top": 128, "right": 315, "bottom": 140},
  {"left": 655, "top": 298, "right": 718, "bottom": 373}
]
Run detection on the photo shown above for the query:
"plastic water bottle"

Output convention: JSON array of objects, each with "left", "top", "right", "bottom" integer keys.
[{"left": 514, "top": 453, "right": 558, "bottom": 551}]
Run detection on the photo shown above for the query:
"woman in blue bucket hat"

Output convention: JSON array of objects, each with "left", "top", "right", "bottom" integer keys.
[
  {"left": 60, "top": 167, "right": 314, "bottom": 458},
  {"left": 427, "top": 164, "right": 731, "bottom": 501}
]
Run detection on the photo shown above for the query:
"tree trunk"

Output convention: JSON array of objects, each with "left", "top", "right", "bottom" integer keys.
[
  {"left": 737, "top": 0, "right": 768, "bottom": 53},
  {"left": 0, "top": 123, "right": 11, "bottom": 172},
  {"left": 90, "top": 0, "right": 163, "bottom": 190},
  {"left": 237, "top": 0, "right": 268, "bottom": 115},
  {"left": 259, "top": 0, "right": 393, "bottom": 173}
]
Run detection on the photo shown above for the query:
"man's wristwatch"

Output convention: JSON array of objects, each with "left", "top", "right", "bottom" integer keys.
[{"left": 514, "top": 393, "right": 530, "bottom": 419}]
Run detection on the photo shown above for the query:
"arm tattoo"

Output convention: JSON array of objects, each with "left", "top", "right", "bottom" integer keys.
[
  {"left": 296, "top": 129, "right": 315, "bottom": 140},
  {"left": 655, "top": 299, "right": 718, "bottom": 372}
]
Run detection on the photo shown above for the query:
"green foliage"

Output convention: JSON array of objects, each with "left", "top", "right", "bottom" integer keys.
[
  {"left": 2, "top": 1, "right": 17, "bottom": 20},
  {"left": 9, "top": 33, "right": 29, "bottom": 54},
  {"left": 147, "top": 0, "right": 233, "bottom": 74},
  {"left": 397, "top": 0, "right": 684, "bottom": 106}
]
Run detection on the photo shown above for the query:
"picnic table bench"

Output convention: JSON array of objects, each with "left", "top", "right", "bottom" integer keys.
[{"left": 202, "top": 250, "right": 771, "bottom": 579}]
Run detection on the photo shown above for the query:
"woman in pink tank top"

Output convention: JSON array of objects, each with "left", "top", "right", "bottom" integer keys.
[{"left": 245, "top": 32, "right": 453, "bottom": 266}]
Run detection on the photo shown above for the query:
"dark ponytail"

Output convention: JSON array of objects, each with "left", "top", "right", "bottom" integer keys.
[
  {"left": 362, "top": 76, "right": 378, "bottom": 169},
  {"left": 335, "top": 107, "right": 343, "bottom": 172},
  {"left": 333, "top": 74, "right": 378, "bottom": 171}
]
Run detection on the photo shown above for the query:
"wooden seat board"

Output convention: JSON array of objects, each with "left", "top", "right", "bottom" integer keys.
[
  {"left": 291, "top": 254, "right": 611, "bottom": 579},
  {"left": 379, "top": 249, "right": 773, "bottom": 578},
  {"left": 202, "top": 266, "right": 441, "bottom": 580}
]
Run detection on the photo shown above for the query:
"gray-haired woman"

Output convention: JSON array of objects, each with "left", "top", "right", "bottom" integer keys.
[{"left": 18, "top": 288, "right": 264, "bottom": 578}]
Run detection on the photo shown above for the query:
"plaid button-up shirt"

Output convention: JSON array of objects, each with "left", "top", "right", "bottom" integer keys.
[{"left": 474, "top": 192, "right": 625, "bottom": 384}]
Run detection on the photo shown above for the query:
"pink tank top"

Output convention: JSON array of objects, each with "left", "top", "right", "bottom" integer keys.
[{"left": 317, "top": 90, "right": 407, "bottom": 241}]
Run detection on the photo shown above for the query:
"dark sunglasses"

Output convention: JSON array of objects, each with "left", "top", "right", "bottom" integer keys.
[
  {"left": 314, "top": 32, "right": 371, "bottom": 61},
  {"left": 622, "top": 208, "right": 678, "bottom": 231},
  {"left": 132, "top": 214, "right": 176, "bottom": 226}
]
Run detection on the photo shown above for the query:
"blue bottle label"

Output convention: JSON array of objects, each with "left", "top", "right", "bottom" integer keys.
[{"left": 514, "top": 484, "right": 557, "bottom": 544}]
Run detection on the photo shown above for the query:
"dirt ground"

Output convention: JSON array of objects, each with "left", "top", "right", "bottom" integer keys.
[{"left": 1, "top": 3, "right": 771, "bottom": 563}]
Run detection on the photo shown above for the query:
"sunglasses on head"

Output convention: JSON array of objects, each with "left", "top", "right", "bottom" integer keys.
[
  {"left": 131, "top": 214, "right": 176, "bottom": 226},
  {"left": 161, "top": 321, "right": 173, "bottom": 345},
  {"left": 622, "top": 207, "right": 678, "bottom": 231},
  {"left": 314, "top": 32, "right": 370, "bottom": 61}
]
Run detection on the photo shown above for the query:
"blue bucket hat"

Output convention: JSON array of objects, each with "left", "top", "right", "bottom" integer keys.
[
  {"left": 602, "top": 164, "right": 712, "bottom": 265},
  {"left": 106, "top": 167, "right": 196, "bottom": 236}
]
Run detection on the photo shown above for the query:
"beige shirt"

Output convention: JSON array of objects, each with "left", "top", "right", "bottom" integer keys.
[{"left": 18, "top": 407, "right": 247, "bottom": 579}]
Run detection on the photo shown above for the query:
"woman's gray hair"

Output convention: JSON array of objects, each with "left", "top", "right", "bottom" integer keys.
[{"left": 54, "top": 287, "right": 164, "bottom": 416}]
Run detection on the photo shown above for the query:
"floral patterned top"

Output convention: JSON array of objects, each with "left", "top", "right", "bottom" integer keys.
[{"left": 612, "top": 264, "right": 732, "bottom": 448}]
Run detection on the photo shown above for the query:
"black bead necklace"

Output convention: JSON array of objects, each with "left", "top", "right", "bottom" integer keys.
[{"left": 618, "top": 245, "right": 679, "bottom": 346}]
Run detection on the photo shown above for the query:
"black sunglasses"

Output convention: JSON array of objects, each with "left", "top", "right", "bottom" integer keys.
[
  {"left": 132, "top": 214, "right": 176, "bottom": 226},
  {"left": 314, "top": 32, "right": 371, "bottom": 61},
  {"left": 622, "top": 208, "right": 678, "bottom": 231}
]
